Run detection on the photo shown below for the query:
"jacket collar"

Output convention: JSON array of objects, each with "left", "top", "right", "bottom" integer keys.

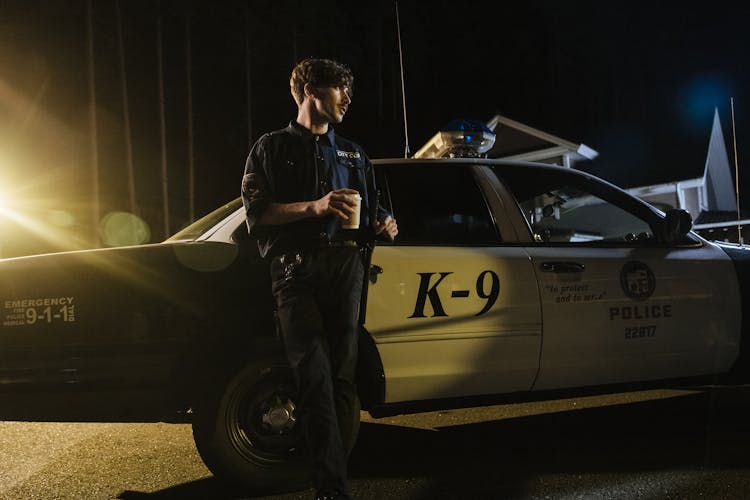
[{"left": 287, "top": 120, "right": 335, "bottom": 144}]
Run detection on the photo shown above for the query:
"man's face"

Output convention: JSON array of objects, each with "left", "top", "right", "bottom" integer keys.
[{"left": 312, "top": 85, "right": 352, "bottom": 124}]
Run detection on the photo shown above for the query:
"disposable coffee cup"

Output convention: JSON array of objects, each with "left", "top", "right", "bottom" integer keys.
[{"left": 341, "top": 193, "right": 362, "bottom": 229}]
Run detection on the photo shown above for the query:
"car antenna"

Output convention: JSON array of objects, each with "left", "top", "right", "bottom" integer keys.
[
  {"left": 731, "top": 97, "right": 743, "bottom": 245},
  {"left": 395, "top": 1, "right": 410, "bottom": 158}
]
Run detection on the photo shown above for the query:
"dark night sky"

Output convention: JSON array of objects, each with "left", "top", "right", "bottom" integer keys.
[{"left": 0, "top": 0, "right": 748, "bottom": 255}]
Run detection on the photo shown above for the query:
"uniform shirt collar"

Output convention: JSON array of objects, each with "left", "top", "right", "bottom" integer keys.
[{"left": 287, "top": 120, "right": 335, "bottom": 144}]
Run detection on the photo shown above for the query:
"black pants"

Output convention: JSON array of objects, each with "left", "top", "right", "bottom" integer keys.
[{"left": 270, "top": 247, "right": 365, "bottom": 494}]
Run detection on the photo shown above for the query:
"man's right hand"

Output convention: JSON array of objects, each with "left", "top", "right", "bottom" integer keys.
[{"left": 313, "top": 189, "right": 360, "bottom": 220}]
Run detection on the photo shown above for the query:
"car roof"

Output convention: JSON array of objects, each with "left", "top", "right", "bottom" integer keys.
[{"left": 180, "top": 157, "right": 672, "bottom": 245}]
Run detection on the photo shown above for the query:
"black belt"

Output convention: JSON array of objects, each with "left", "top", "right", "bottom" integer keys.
[{"left": 320, "top": 239, "right": 359, "bottom": 248}]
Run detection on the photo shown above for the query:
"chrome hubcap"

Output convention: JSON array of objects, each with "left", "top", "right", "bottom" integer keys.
[{"left": 261, "top": 395, "right": 297, "bottom": 434}]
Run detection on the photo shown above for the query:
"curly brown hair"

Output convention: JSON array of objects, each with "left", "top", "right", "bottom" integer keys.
[{"left": 289, "top": 58, "right": 354, "bottom": 105}]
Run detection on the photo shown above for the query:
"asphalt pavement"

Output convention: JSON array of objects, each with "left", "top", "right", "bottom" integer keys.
[{"left": 2, "top": 388, "right": 750, "bottom": 499}]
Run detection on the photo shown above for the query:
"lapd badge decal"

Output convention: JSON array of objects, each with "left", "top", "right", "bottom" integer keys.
[{"left": 620, "top": 261, "right": 655, "bottom": 301}]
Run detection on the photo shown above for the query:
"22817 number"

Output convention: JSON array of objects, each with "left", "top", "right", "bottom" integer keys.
[{"left": 625, "top": 325, "right": 656, "bottom": 339}]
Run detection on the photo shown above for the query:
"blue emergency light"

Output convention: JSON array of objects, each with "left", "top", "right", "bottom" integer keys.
[{"left": 438, "top": 119, "right": 496, "bottom": 157}]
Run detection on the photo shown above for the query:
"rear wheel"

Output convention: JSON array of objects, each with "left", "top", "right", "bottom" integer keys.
[
  {"left": 192, "top": 362, "right": 360, "bottom": 493},
  {"left": 192, "top": 363, "right": 308, "bottom": 492}
]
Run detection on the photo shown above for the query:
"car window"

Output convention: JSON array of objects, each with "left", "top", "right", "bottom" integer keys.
[
  {"left": 380, "top": 164, "right": 500, "bottom": 245},
  {"left": 494, "top": 167, "right": 656, "bottom": 245}
]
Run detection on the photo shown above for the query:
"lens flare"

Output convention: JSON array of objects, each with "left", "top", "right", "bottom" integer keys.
[
  {"left": 679, "top": 74, "right": 730, "bottom": 130},
  {"left": 99, "top": 212, "right": 151, "bottom": 247},
  {"left": 47, "top": 210, "right": 76, "bottom": 227}
]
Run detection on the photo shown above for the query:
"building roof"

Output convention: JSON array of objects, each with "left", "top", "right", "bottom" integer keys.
[
  {"left": 413, "top": 113, "right": 598, "bottom": 166},
  {"left": 703, "top": 108, "right": 736, "bottom": 212},
  {"left": 484, "top": 114, "right": 598, "bottom": 163}
]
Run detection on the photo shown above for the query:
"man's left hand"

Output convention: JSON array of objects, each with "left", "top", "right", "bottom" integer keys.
[{"left": 375, "top": 215, "right": 398, "bottom": 241}]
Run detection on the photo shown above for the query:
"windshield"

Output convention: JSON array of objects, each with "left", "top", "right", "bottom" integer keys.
[{"left": 164, "top": 198, "right": 242, "bottom": 242}]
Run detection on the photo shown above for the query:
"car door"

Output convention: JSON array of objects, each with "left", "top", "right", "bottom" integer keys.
[
  {"left": 364, "top": 162, "right": 542, "bottom": 403},
  {"left": 492, "top": 165, "right": 741, "bottom": 390}
]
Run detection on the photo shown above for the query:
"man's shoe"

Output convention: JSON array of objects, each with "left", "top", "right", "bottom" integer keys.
[{"left": 314, "top": 490, "right": 353, "bottom": 500}]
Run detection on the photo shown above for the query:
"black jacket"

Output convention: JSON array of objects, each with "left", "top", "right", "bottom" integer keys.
[{"left": 242, "top": 121, "right": 383, "bottom": 258}]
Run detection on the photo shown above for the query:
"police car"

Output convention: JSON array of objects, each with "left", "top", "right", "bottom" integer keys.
[{"left": 0, "top": 156, "right": 748, "bottom": 491}]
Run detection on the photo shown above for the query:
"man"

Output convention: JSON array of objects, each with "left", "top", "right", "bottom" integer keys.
[{"left": 241, "top": 58, "right": 397, "bottom": 500}]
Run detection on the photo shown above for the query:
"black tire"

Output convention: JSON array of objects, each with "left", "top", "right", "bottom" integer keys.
[{"left": 192, "top": 361, "right": 360, "bottom": 493}]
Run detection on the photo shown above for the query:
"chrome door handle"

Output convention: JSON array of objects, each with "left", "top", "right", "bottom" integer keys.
[{"left": 540, "top": 261, "right": 585, "bottom": 273}]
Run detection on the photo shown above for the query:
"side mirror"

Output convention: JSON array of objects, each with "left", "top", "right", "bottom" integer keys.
[{"left": 662, "top": 209, "right": 692, "bottom": 243}]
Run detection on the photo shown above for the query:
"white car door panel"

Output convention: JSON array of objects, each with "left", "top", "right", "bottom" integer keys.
[
  {"left": 365, "top": 163, "right": 543, "bottom": 404},
  {"left": 365, "top": 246, "right": 541, "bottom": 403},
  {"left": 527, "top": 244, "right": 741, "bottom": 390}
]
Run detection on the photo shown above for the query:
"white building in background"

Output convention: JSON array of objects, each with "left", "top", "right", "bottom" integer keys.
[
  {"left": 624, "top": 110, "right": 741, "bottom": 215},
  {"left": 416, "top": 110, "right": 746, "bottom": 241},
  {"left": 623, "top": 109, "right": 749, "bottom": 242}
]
